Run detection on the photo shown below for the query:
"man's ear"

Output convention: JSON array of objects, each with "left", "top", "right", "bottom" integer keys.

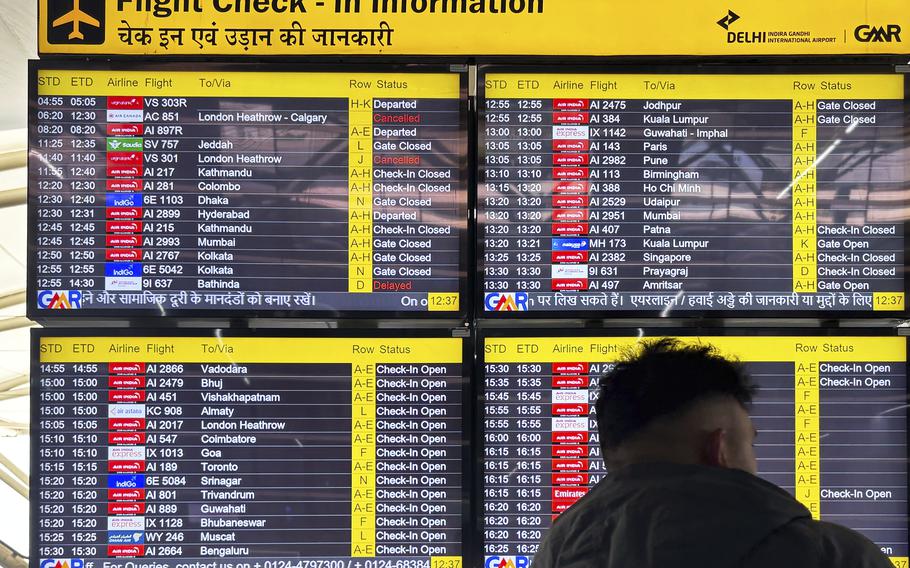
[{"left": 702, "top": 428, "right": 726, "bottom": 467}]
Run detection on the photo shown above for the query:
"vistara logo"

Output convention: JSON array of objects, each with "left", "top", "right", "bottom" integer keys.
[
  {"left": 854, "top": 24, "right": 902, "bottom": 42},
  {"left": 48, "top": 0, "right": 105, "bottom": 44},
  {"left": 716, "top": 9, "right": 740, "bottom": 30}
]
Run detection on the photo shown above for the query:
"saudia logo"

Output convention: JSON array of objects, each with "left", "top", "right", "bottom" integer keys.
[{"left": 854, "top": 24, "right": 902, "bottom": 42}]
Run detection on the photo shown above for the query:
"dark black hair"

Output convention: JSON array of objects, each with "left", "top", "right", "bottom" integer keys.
[{"left": 595, "top": 338, "right": 756, "bottom": 450}]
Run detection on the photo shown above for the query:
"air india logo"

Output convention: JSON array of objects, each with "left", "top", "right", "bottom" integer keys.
[{"left": 47, "top": 0, "right": 105, "bottom": 44}]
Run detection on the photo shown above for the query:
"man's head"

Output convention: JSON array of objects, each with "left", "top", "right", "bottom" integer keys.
[{"left": 595, "top": 338, "right": 758, "bottom": 474}]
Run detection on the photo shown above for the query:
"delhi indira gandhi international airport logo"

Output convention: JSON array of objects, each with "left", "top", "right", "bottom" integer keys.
[
  {"left": 716, "top": 9, "right": 740, "bottom": 30},
  {"left": 47, "top": 0, "right": 105, "bottom": 44}
]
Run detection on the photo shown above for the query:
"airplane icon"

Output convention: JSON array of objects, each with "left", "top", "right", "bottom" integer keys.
[{"left": 52, "top": 0, "right": 101, "bottom": 40}]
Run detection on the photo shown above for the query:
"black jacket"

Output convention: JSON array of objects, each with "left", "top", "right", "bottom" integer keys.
[{"left": 533, "top": 462, "right": 893, "bottom": 568}]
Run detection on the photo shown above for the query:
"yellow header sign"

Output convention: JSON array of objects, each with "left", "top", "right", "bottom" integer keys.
[
  {"left": 39, "top": 0, "right": 910, "bottom": 56},
  {"left": 484, "top": 337, "right": 907, "bottom": 364},
  {"left": 484, "top": 74, "right": 905, "bottom": 100},
  {"left": 36, "top": 69, "right": 459, "bottom": 97},
  {"left": 40, "top": 336, "right": 463, "bottom": 363}
]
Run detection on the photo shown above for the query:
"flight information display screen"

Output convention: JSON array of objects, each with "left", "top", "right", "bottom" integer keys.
[
  {"left": 29, "top": 64, "right": 467, "bottom": 317},
  {"left": 478, "top": 71, "right": 908, "bottom": 315},
  {"left": 32, "top": 332, "right": 465, "bottom": 568},
  {"left": 479, "top": 334, "right": 908, "bottom": 566}
]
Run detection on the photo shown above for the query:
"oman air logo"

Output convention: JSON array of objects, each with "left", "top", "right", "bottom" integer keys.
[
  {"left": 716, "top": 9, "right": 740, "bottom": 30},
  {"left": 484, "top": 292, "right": 529, "bottom": 312},
  {"left": 854, "top": 24, "right": 902, "bottom": 42},
  {"left": 48, "top": 0, "right": 105, "bottom": 44}
]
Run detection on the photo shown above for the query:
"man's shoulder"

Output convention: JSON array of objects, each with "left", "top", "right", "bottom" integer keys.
[
  {"left": 533, "top": 484, "right": 612, "bottom": 568},
  {"left": 812, "top": 520, "right": 894, "bottom": 567},
  {"left": 746, "top": 517, "right": 893, "bottom": 568}
]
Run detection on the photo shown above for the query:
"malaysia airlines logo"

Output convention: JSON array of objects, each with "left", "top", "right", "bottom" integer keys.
[{"left": 553, "top": 235, "right": 589, "bottom": 249}]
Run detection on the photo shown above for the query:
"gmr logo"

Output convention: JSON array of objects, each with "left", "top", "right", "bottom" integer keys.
[
  {"left": 484, "top": 292, "right": 529, "bottom": 312},
  {"left": 854, "top": 25, "right": 902, "bottom": 42},
  {"left": 485, "top": 557, "right": 530, "bottom": 568},
  {"left": 40, "top": 560, "right": 84, "bottom": 568},
  {"left": 37, "top": 290, "right": 83, "bottom": 309}
]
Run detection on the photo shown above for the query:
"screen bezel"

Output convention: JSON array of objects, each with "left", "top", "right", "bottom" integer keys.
[
  {"left": 474, "top": 63, "right": 910, "bottom": 319},
  {"left": 29, "top": 327, "right": 474, "bottom": 567},
  {"left": 472, "top": 326, "right": 909, "bottom": 566},
  {"left": 26, "top": 60, "right": 472, "bottom": 321}
]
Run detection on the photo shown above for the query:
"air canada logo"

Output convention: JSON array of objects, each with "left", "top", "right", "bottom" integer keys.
[
  {"left": 854, "top": 24, "right": 902, "bottom": 42},
  {"left": 47, "top": 0, "right": 105, "bottom": 44},
  {"left": 716, "top": 9, "right": 740, "bottom": 30}
]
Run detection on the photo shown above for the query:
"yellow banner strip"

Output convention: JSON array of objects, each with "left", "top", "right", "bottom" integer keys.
[
  {"left": 37, "top": 70, "right": 460, "bottom": 98},
  {"left": 484, "top": 337, "right": 906, "bottom": 363},
  {"left": 36, "top": 0, "right": 910, "bottom": 56},
  {"left": 39, "top": 337, "right": 462, "bottom": 363},
  {"left": 484, "top": 74, "right": 903, "bottom": 99}
]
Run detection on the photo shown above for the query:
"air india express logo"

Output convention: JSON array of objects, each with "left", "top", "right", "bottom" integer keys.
[
  {"left": 47, "top": 0, "right": 105, "bottom": 44},
  {"left": 484, "top": 292, "right": 529, "bottom": 312},
  {"left": 37, "top": 290, "right": 83, "bottom": 309},
  {"left": 485, "top": 557, "right": 529, "bottom": 568}
]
